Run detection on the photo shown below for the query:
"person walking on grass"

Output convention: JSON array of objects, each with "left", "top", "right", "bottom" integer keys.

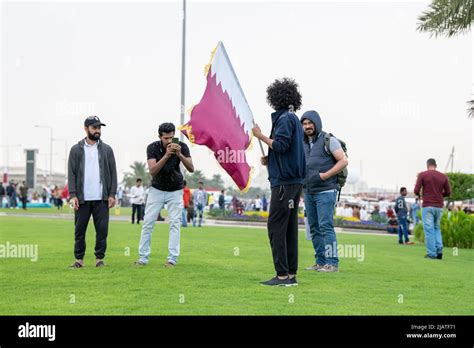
[
  {"left": 252, "top": 77, "right": 306, "bottom": 287},
  {"left": 117, "top": 186, "right": 124, "bottom": 206},
  {"left": 68, "top": 116, "right": 117, "bottom": 268},
  {"left": 395, "top": 187, "right": 414, "bottom": 245},
  {"left": 182, "top": 180, "right": 191, "bottom": 227},
  {"left": 411, "top": 198, "right": 421, "bottom": 225},
  {"left": 54, "top": 185, "right": 63, "bottom": 210},
  {"left": 218, "top": 189, "right": 225, "bottom": 211},
  {"left": 134, "top": 122, "right": 194, "bottom": 268},
  {"left": 6, "top": 181, "right": 18, "bottom": 209},
  {"left": 130, "top": 178, "right": 145, "bottom": 225},
  {"left": 187, "top": 194, "right": 195, "bottom": 225},
  {"left": 18, "top": 181, "right": 28, "bottom": 210},
  {"left": 0, "top": 183, "right": 5, "bottom": 208},
  {"left": 254, "top": 195, "right": 263, "bottom": 212},
  {"left": 414, "top": 158, "right": 451, "bottom": 260},
  {"left": 193, "top": 181, "right": 207, "bottom": 227}
]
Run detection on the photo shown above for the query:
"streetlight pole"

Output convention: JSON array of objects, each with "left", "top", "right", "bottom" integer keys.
[
  {"left": 53, "top": 138, "right": 68, "bottom": 181},
  {"left": 179, "top": 0, "right": 186, "bottom": 142},
  {"left": 34, "top": 125, "right": 53, "bottom": 185}
]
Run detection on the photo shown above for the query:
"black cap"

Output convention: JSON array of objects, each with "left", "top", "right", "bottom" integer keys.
[{"left": 84, "top": 115, "right": 106, "bottom": 127}]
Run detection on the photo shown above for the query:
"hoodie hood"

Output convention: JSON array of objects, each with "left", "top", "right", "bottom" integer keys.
[{"left": 300, "top": 110, "right": 322, "bottom": 142}]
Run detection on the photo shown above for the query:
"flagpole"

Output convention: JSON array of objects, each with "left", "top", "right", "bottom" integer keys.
[
  {"left": 252, "top": 121, "right": 266, "bottom": 157},
  {"left": 179, "top": 0, "right": 186, "bottom": 142}
]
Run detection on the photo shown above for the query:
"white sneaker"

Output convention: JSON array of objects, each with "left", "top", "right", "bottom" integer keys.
[
  {"left": 318, "top": 264, "right": 339, "bottom": 273},
  {"left": 304, "top": 264, "right": 324, "bottom": 271}
]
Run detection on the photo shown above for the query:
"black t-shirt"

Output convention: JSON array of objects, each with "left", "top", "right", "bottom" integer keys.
[{"left": 146, "top": 140, "right": 191, "bottom": 192}]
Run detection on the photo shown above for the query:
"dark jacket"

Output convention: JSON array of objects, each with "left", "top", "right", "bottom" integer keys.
[
  {"left": 68, "top": 139, "right": 118, "bottom": 203},
  {"left": 6, "top": 184, "right": 15, "bottom": 197},
  {"left": 300, "top": 110, "right": 339, "bottom": 194},
  {"left": 395, "top": 195, "right": 408, "bottom": 218},
  {"left": 218, "top": 194, "right": 225, "bottom": 207},
  {"left": 267, "top": 109, "right": 306, "bottom": 188}
]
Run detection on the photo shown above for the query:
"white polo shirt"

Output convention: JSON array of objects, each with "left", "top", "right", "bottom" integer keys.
[{"left": 83, "top": 140, "right": 103, "bottom": 201}]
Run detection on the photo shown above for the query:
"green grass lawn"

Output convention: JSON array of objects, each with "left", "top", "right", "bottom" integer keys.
[
  {"left": 0, "top": 216, "right": 473, "bottom": 315},
  {"left": 0, "top": 206, "right": 168, "bottom": 218}
]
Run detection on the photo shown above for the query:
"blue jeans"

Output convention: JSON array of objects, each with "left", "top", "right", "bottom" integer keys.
[
  {"left": 305, "top": 190, "right": 339, "bottom": 267},
  {"left": 412, "top": 210, "right": 420, "bottom": 225},
  {"left": 182, "top": 207, "right": 188, "bottom": 227},
  {"left": 422, "top": 207, "right": 444, "bottom": 257},
  {"left": 138, "top": 187, "right": 183, "bottom": 265},
  {"left": 9, "top": 195, "right": 17, "bottom": 208},
  {"left": 193, "top": 203, "right": 204, "bottom": 227},
  {"left": 397, "top": 215, "right": 410, "bottom": 243}
]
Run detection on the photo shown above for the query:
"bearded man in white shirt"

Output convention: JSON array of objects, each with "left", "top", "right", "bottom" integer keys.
[{"left": 68, "top": 116, "right": 117, "bottom": 268}]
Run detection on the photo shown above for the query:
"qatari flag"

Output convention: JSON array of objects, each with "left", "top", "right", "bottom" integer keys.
[{"left": 180, "top": 42, "right": 254, "bottom": 191}]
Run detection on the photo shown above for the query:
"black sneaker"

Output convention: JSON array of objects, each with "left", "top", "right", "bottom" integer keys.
[
  {"left": 260, "top": 276, "right": 292, "bottom": 287},
  {"left": 289, "top": 277, "right": 298, "bottom": 286},
  {"left": 424, "top": 254, "right": 436, "bottom": 259},
  {"left": 437, "top": 253, "right": 443, "bottom": 260}
]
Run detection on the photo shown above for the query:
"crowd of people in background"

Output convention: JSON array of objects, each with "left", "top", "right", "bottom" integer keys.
[
  {"left": 0, "top": 180, "right": 69, "bottom": 210},
  {"left": 114, "top": 178, "right": 270, "bottom": 229},
  {"left": 3, "top": 178, "right": 470, "bottom": 224}
]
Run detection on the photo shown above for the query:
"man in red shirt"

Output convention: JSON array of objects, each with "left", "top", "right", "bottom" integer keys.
[
  {"left": 386, "top": 206, "right": 395, "bottom": 219},
  {"left": 182, "top": 180, "right": 191, "bottom": 227},
  {"left": 414, "top": 158, "right": 451, "bottom": 260}
]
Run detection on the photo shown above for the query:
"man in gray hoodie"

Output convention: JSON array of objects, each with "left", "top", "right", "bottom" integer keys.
[
  {"left": 68, "top": 116, "right": 117, "bottom": 268},
  {"left": 301, "top": 110, "right": 348, "bottom": 273}
]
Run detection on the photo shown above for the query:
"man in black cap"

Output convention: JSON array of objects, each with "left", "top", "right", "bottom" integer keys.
[{"left": 68, "top": 116, "right": 117, "bottom": 268}]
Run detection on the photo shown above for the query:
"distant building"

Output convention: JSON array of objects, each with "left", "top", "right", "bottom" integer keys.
[{"left": 1, "top": 166, "right": 66, "bottom": 188}]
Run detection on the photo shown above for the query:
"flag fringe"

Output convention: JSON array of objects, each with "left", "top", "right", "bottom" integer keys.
[
  {"left": 203, "top": 43, "right": 219, "bottom": 77},
  {"left": 178, "top": 124, "right": 195, "bottom": 144},
  {"left": 240, "top": 166, "right": 254, "bottom": 193}
]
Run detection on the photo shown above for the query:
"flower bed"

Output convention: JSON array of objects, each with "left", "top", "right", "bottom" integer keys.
[{"left": 211, "top": 211, "right": 387, "bottom": 231}]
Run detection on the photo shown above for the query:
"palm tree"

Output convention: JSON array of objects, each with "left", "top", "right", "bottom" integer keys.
[
  {"left": 417, "top": 0, "right": 473, "bottom": 38},
  {"left": 184, "top": 170, "right": 206, "bottom": 188},
  {"left": 210, "top": 174, "right": 225, "bottom": 189},
  {"left": 123, "top": 161, "right": 151, "bottom": 188},
  {"left": 417, "top": 0, "right": 474, "bottom": 118},
  {"left": 468, "top": 100, "right": 474, "bottom": 119}
]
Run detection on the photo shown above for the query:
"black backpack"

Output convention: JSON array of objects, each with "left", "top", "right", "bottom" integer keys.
[{"left": 321, "top": 132, "right": 348, "bottom": 199}]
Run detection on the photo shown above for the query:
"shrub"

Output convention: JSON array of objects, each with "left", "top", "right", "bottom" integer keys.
[{"left": 414, "top": 210, "right": 473, "bottom": 249}]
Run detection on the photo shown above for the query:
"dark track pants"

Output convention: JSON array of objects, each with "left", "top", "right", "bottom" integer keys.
[
  {"left": 267, "top": 184, "right": 303, "bottom": 276},
  {"left": 74, "top": 200, "right": 109, "bottom": 260}
]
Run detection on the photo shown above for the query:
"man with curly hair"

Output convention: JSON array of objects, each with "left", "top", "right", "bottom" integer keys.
[{"left": 252, "top": 78, "right": 306, "bottom": 287}]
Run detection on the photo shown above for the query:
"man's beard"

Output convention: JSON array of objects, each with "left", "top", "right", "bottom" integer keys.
[
  {"left": 87, "top": 131, "right": 101, "bottom": 141},
  {"left": 305, "top": 129, "right": 316, "bottom": 136}
]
